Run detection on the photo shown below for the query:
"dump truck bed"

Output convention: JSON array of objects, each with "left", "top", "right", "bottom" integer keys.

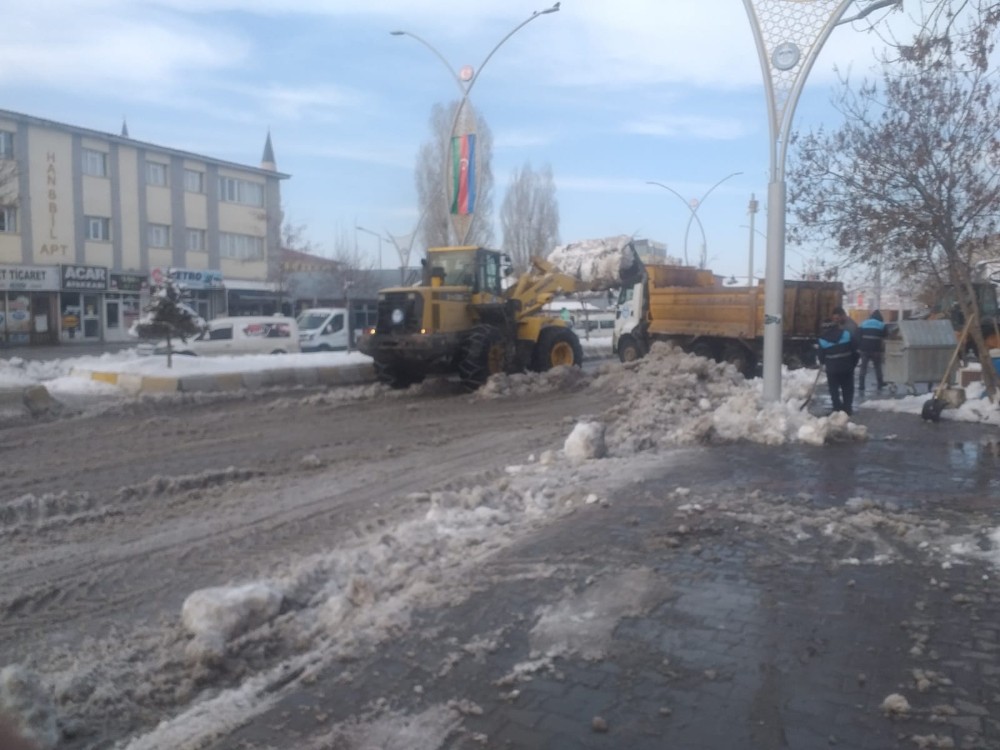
[{"left": 646, "top": 280, "right": 842, "bottom": 341}]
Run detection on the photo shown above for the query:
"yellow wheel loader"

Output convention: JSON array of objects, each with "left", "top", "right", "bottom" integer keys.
[{"left": 358, "top": 245, "right": 611, "bottom": 390}]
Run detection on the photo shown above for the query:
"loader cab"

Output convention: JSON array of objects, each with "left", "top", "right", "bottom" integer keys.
[{"left": 424, "top": 246, "right": 505, "bottom": 298}]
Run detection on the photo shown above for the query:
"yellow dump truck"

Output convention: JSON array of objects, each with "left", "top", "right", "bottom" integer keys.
[{"left": 613, "top": 260, "right": 843, "bottom": 376}]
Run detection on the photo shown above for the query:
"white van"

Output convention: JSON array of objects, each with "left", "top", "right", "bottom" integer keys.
[
  {"left": 296, "top": 307, "right": 349, "bottom": 352},
  {"left": 168, "top": 315, "right": 300, "bottom": 356}
]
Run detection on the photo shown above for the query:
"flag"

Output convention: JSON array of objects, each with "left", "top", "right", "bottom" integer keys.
[{"left": 450, "top": 134, "right": 476, "bottom": 215}]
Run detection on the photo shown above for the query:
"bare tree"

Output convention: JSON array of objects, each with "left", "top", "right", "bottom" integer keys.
[
  {"left": 787, "top": 0, "right": 1000, "bottom": 398},
  {"left": 500, "top": 161, "right": 560, "bottom": 273},
  {"left": 415, "top": 102, "right": 495, "bottom": 249}
]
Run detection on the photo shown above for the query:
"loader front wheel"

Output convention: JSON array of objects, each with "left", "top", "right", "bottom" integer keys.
[
  {"left": 533, "top": 327, "right": 583, "bottom": 372},
  {"left": 459, "top": 325, "right": 507, "bottom": 390},
  {"left": 374, "top": 360, "right": 423, "bottom": 389}
]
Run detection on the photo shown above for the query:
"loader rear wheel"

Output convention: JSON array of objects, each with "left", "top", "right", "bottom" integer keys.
[
  {"left": 459, "top": 325, "right": 507, "bottom": 390},
  {"left": 374, "top": 360, "right": 423, "bottom": 389},
  {"left": 533, "top": 327, "right": 583, "bottom": 372}
]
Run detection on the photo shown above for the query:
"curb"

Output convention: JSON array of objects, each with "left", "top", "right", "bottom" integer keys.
[{"left": 71, "top": 362, "right": 377, "bottom": 395}]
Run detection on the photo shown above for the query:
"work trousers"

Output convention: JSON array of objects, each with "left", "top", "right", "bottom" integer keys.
[
  {"left": 827, "top": 369, "right": 855, "bottom": 415},
  {"left": 858, "top": 351, "right": 884, "bottom": 390}
]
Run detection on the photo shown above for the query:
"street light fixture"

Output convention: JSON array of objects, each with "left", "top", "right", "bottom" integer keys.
[
  {"left": 646, "top": 171, "right": 742, "bottom": 268},
  {"left": 743, "top": 0, "right": 863, "bottom": 402},
  {"left": 391, "top": 3, "right": 560, "bottom": 245},
  {"left": 355, "top": 225, "right": 387, "bottom": 270}
]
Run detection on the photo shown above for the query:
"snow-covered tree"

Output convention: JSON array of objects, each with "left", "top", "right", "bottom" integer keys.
[{"left": 130, "top": 279, "right": 207, "bottom": 368}]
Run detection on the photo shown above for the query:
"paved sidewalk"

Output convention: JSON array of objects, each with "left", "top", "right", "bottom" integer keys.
[{"left": 215, "top": 409, "right": 1000, "bottom": 750}]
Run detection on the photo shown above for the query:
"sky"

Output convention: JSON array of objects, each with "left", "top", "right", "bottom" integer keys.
[{"left": 0, "top": 0, "right": 921, "bottom": 283}]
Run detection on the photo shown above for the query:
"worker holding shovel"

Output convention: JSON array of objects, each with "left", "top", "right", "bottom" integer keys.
[{"left": 817, "top": 319, "right": 860, "bottom": 416}]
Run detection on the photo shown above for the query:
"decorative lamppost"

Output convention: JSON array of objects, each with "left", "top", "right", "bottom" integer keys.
[
  {"left": 646, "top": 171, "right": 742, "bottom": 268},
  {"left": 391, "top": 3, "right": 560, "bottom": 245},
  {"left": 743, "top": 0, "right": 882, "bottom": 401}
]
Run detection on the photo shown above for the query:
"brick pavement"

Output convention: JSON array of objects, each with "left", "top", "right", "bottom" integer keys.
[{"left": 219, "top": 409, "right": 1000, "bottom": 750}]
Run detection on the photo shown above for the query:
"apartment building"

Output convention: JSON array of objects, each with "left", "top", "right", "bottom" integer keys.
[{"left": 0, "top": 109, "right": 287, "bottom": 346}]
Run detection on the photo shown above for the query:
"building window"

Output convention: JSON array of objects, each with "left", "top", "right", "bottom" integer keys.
[
  {"left": 0, "top": 131, "right": 13, "bottom": 160},
  {"left": 86, "top": 216, "right": 111, "bottom": 241},
  {"left": 82, "top": 149, "right": 107, "bottom": 177},
  {"left": 148, "top": 223, "right": 171, "bottom": 248},
  {"left": 220, "top": 232, "right": 264, "bottom": 261},
  {"left": 186, "top": 228, "right": 206, "bottom": 252},
  {"left": 146, "top": 162, "right": 168, "bottom": 187},
  {"left": 184, "top": 169, "right": 204, "bottom": 193},
  {"left": 218, "top": 176, "right": 264, "bottom": 207},
  {"left": 0, "top": 206, "right": 16, "bottom": 233}
]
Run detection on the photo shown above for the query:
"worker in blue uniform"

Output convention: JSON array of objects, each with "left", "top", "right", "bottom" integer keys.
[
  {"left": 817, "top": 319, "right": 860, "bottom": 415},
  {"left": 858, "top": 310, "right": 887, "bottom": 392}
]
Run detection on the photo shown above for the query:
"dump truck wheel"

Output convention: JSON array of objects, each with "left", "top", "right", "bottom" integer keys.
[
  {"left": 374, "top": 360, "right": 422, "bottom": 389},
  {"left": 690, "top": 341, "right": 717, "bottom": 362},
  {"left": 617, "top": 335, "right": 645, "bottom": 363},
  {"left": 459, "top": 325, "right": 506, "bottom": 390},
  {"left": 722, "top": 343, "right": 755, "bottom": 378},
  {"left": 533, "top": 327, "right": 583, "bottom": 372}
]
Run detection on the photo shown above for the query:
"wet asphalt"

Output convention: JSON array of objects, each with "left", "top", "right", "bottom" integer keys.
[{"left": 213, "top": 401, "right": 1000, "bottom": 750}]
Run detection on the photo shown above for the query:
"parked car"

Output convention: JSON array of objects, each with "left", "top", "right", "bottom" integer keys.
[
  {"left": 158, "top": 315, "right": 300, "bottom": 356},
  {"left": 296, "top": 307, "right": 349, "bottom": 351}
]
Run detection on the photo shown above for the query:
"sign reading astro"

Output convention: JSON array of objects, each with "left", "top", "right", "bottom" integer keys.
[{"left": 150, "top": 266, "right": 224, "bottom": 291}]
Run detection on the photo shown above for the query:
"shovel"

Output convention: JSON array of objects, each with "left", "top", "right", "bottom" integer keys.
[
  {"left": 799, "top": 367, "right": 823, "bottom": 411},
  {"left": 922, "top": 316, "right": 974, "bottom": 422}
]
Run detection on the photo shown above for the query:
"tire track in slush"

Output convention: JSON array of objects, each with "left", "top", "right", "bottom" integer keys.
[{"left": 0, "top": 386, "right": 593, "bottom": 659}]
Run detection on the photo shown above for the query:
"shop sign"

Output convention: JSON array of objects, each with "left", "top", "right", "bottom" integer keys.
[
  {"left": 150, "top": 266, "right": 223, "bottom": 291},
  {"left": 110, "top": 273, "right": 148, "bottom": 293},
  {"left": 61, "top": 264, "right": 109, "bottom": 291},
  {"left": 0, "top": 264, "right": 60, "bottom": 292}
]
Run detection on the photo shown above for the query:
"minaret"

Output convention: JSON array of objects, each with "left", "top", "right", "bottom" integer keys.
[
  {"left": 261, "top": 130, "right": 276, "bottom": 171},
  {"left": 121, "top": 118, "right": 129, "bottom": 138}
]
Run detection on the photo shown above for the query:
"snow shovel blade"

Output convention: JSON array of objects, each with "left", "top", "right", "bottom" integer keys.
[{"left": 921, "top": 397, "right": 946, "bottom": 422}]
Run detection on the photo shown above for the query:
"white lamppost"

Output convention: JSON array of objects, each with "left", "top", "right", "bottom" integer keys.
[
  {"left": 647, "top": 171, "right": 742, "bottom": 268},
  {"left": 743, "top": 0, "right": 873, "bottom": 401},
  {"left": 355, "top": 225, "right": 386, "bottom": 270},
  {"left": 391, "top": 3, "right": 560, "bottom": 245}
]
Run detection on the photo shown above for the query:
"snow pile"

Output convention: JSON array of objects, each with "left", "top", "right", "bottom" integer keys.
[
  {"left": 0, "top": 665, "right": 59, "bottom": 750},
  {"left": 564, "top": 420, "right": 607, "bottom": 460},
  {"left": 547, "top": 235, "right": 636, "bottom": 289},
  {"left": 477, "top": 365, "right": 588, "bottom": 399},
  {"left": 590, "top": 343, "right": 867, "bottom": 452},
  {"left": 181, "top": 583, "right": 284, "bottom": 664},
  {"left": 308, "top": 704, "right": 461, "bottom": 750},
  {"left": 0, "top": 491, "right": 105, "bottom": 535},
  {"left": 862, "top": 380, "right": 1000, "bottom": 424}
]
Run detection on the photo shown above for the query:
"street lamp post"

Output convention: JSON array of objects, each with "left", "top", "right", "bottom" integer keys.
[
  {"left": 743, "top": 0, "right": 862, "bottom": 402},
  {"left": 391, "top": 3, "right": 560, "bottom": 245},
  {"left": 646, "top": 172, "right": 742, "bottom": 268},
  {"left": 355, "top": 225, "right": 386, "bottom": 270}
]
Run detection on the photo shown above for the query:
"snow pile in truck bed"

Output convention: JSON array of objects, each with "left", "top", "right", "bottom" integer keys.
[{"left": 546, "top": 235, "right": 636, "bottom": 289}]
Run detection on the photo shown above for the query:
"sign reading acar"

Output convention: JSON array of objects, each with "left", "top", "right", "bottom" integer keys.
[{"left": 61, "top": 264, "right": 109, "bottom": 290}]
